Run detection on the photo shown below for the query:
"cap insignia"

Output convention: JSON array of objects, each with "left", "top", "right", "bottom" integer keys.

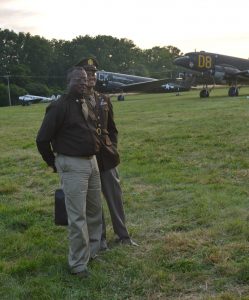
[{"left": 88, "top": 58, "right": 93, "bottom": 65}]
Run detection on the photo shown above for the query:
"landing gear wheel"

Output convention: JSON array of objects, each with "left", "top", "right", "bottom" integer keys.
[
  {"left": 117, "top": 95, "right": 125, "bottom": 101},
  {"left": 228, "top": 87, "right": 239, "bottom": 97},
  {"left": 200, "top": 89, "right": 209, "bottom": 98}
]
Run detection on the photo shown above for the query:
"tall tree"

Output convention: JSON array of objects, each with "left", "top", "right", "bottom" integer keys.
[
  {"left": 0, "top": 29, "right": 184, "bottom": 106},
  {"left": 22, "top": 34, "right": 52, "bottom": 80},
  {"left": 0, "top": 29, "right": 20, "bottom": 75}
]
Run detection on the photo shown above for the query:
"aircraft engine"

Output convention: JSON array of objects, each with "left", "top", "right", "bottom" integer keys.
[{"left": 213, "top": 71, "right": 226, "bottom": 82}]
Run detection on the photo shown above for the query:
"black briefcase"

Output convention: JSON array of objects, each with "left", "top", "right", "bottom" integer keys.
[{"left": 54, "top": 188, "right": 68, "bottom": 226}]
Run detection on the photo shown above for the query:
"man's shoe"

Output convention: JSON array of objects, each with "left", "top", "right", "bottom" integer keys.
[
  {"left": 90, "top": 254, "right": 104, "bottom": 262},
  {"left": 72, "top": 269, "right": 90, "bottom": 278},
  {"left": 100, "top": 239, "right": 109, "bottom": 251},
  {"left": 129, "top": 239, "right": 139, "bottom": 247},
  {"left": 117, "top": 238, "right": 139, "bottom": 247}
]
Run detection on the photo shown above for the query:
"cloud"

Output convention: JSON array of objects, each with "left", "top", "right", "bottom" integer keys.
[
  {"left": 0, "top": 3, "right": 42, "bottom": 34},
  {"left": 0, "top": 8, "right": 38, "bottom": 18},
  {"left": 0, "top": 0, "right": 15, "bottom": 5}
]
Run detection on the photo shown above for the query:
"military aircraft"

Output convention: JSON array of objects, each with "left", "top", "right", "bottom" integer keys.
[
  {"left": 95, "top": 70, "right": 190, "bottom": 99},
  {"left": 174, "top": 51, "right": 249, "bottom": 98},
  {"left": 17, "top": 72, "right": 190, "bottom": 105},
  {"left": 19, "top": 94, "right": 53, "bottom": 105}
]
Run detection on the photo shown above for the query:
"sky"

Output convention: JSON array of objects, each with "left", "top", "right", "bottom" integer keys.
[{"left": 1, "top": 0, "right": 249, "bottom": 59}]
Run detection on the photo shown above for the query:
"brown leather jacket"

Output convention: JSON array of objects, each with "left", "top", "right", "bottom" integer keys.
[{"left": 36, "top": 92, "right": 99, "bottom": 169}]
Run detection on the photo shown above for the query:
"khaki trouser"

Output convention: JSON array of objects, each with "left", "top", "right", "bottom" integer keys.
[{"left": 55, "top": 154, "right": 102, "bottom": 274}]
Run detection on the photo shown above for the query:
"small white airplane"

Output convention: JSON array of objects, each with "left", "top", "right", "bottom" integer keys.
[{"left": 19, "top": 94, "right": 55, "bottom": 105}]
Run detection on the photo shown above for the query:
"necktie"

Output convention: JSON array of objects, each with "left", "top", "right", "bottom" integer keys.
[
  {"left": 80, "top": 99, "right": 88, "bottom": 120},
  {"left": 88, "top": 95, "right": 96, "bottom": 108}
]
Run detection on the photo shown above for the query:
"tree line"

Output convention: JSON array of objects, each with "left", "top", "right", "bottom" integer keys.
[{"left": 0, "top": 28, "right": 182, "bottom": 106}]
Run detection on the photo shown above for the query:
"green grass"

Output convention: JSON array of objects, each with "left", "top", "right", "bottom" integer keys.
[{"left": 1, "top": 87, "right": 249, "bottom": 299}]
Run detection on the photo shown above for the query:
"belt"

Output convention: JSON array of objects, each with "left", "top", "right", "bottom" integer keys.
[
  {"left": 82, "top": 156, "right": 93, "bottom": 159},
  {"left": 57, "top": 153, "right": 93, "bottom": 160}
]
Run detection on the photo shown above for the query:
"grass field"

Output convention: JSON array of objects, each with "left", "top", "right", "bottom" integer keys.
[{"left": 1, "top": 88, "right": 249, "bottom": 299}]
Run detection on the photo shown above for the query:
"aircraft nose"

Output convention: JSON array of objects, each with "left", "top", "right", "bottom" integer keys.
[{"left": 173, "top": 56, "right": 190, "bottom": 67}]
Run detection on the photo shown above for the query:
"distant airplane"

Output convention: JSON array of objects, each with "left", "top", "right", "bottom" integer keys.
[
  {"left": 19, "top": 94, "right": 53, "bottom": 105},
  {"left": 18, "top": 72, "right": 190, "bottom": 104},
  {"left": 174, "top": 51, "right": 249, "bottom": 98},
  {"left": 95, "top": 71, "right": 190, "bottom": 98}
]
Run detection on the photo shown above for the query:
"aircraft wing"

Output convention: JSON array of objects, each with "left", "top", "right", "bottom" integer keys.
[
  {"left": 217, "top": 66, "right": 249, "bottom": 82},
  {"left": 234, "top": 70, "right": 249, "bottom": 78},
  {"left": 19, "top": 95, "right": 52, "bottom": 103}
]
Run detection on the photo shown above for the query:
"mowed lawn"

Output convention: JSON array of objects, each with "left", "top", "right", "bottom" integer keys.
[{"left": 1, "top": 88, "right": 249, "bottom": 299}]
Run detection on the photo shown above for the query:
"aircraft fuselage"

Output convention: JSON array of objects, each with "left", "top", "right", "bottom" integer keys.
[
  {"left": 95, "top": 70, "right": 157, "bottom": 93},
  {"left": 174, "top": 51, "right": 249, "bottom": 73},
  {"left": 174, "top": 51, "right": 249, "bottom": 97}
]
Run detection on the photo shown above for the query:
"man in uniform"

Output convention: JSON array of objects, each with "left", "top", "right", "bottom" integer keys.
[
  {"left": 36, "top": 66, "right": 102, "bottom": 278},
  {"left": 76, "top": 57, "right": 138, "bottom": 249}
]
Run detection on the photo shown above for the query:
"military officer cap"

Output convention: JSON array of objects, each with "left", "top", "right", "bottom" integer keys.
[{"left": 76, "top": 57, "right": 99, "bottom": 71}]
